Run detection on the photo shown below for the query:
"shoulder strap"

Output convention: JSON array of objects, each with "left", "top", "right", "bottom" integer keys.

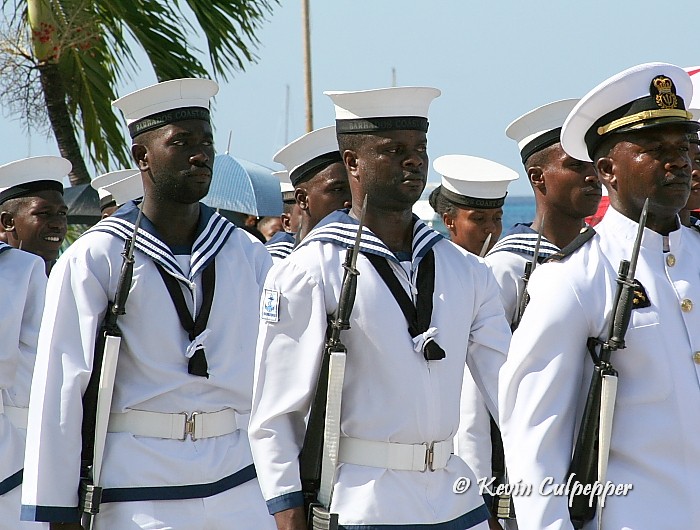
[
  {"left": 363, "top": 250, "right": 445, "bottom": 360},
  {"left": 547, "top": 227, "right": 596, "bottom": 263}
]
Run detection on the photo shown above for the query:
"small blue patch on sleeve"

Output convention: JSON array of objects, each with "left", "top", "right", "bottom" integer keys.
[{"left": 261, "top": 288, "right": 281, "bottom": 322}]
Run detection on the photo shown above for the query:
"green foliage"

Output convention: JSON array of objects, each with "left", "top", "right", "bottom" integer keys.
[{"left": 2, "top": 0, "right": 277, "bottom": 176}]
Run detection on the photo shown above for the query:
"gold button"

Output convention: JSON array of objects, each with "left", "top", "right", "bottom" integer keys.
[
  {"left": 693, "top": 352, "right": 700, "bottom": 364},
  {"left": 681, "top": 299, "right": 693, "bottom": 312},
  {"left": 666, "top": 254, "right": 676, "bottom": 267}
]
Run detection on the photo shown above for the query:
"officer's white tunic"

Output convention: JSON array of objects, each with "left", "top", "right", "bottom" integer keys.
[
  {"left": 0, "top": 244, "right": 47, "bottom": 529},
  {"left": 250, "top": 212, "right": 511, "bottom": 529},
  {"left": 499, "top": 206, "right": 700, "bottom": 530},
  {"left": 21, "top": 203, "right": 275, "bottom": 528}
]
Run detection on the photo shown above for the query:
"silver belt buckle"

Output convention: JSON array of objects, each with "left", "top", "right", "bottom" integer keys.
[
  {"left": 181, "top": 412, "right": 200, "bottom": 441},
  {"left": 423, "top": 442, "right": 435, "bottom": 472}
]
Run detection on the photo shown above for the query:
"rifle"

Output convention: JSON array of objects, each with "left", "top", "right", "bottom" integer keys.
[
  {"left": 511, "top": 218, "right": 544, "bottom": 331},
  {"left": 299, "top": 196, "right": 367, "bottom": 530},
  {"left": 568, "top": 198, "right": 649, "bottom": 529},
  {"left": 79, "top": 204, "right": 144, "bottom": 529}
]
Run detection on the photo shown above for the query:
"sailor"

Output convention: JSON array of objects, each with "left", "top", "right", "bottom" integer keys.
[
  {"left": 487, "top": 99, "right": 601, "bottom": 327},
  {"left": 429, "top": 154, "right": 518, "bottom": 255},
  {"left": 499, "top": 62, "right": 700, "bottom": 529},
  {"left": 249, "top": 86, "right": 511, "bottom": 529},
  {"left": 682, "top": 67, "right": 700, "bottom": 228},
  {"left": 430, "top": 154, "right": 518, "bottom": 530},
  {"left": 684, "top": 130, "right": 700, "bottom": 228},
  {"left": 90, "top": 168, "right": 141, "bottom": 218},
  {"left": 21, "top": 78, "right": 276, "bottom": 529},
  {"left": 0, "top": 156, "right": 69, "bottom": 275},
  {"left": 264, "top": 171, "right": 299, "bottom": 262},
  {"left": 278, "top": 125, "right": 350, "bottom": 235},
  {"left": 0, "top": 159, "right": 63, "bottom": 529}
]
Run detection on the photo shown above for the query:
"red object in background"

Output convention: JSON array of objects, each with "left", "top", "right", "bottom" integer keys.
[{"left": 585, "top": 196, "right": 609, "bottom": 227}]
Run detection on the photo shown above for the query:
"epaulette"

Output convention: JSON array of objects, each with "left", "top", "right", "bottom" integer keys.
[{"left": 546, "top": 226, "right": 596, "bottom": 263}]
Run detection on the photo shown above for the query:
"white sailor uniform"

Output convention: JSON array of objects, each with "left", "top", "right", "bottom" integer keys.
[
  {"left": 249, "top": 210, "right": 511, "bottom": 529},
  {"left": 0, "top": 244, "right": 47, "bottom": 529},
  {"left": 264, "top": 229, "right": 296, "bottom": 262},
  {"left": 499, "top": 206, "right": 700, "bottom": 529},
  {"left": 21, "top": 202, "right": 276, "bottom": 529},
  {"left": 484, "top": 223, "right": 560, "bottom": 327},
  {"left": 453, "top": 224, "right": 558, "bottom": 495}
]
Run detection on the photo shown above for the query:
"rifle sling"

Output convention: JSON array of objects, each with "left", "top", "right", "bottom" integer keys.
[
  {"left": 155, "top": 261, "right": 216, "bottom": 378},
  {"left": 363, "top": 250, "right": 445, "bottom": 360}
]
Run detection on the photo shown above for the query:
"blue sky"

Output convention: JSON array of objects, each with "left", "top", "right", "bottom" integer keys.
[{"left": 2, "top": 1, "right": 699, "bottom": 196}]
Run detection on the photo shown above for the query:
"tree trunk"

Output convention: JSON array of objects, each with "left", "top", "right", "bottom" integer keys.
[
  {"left": 37, "top": 63, "right": 92, "bottom": 185},
  {"left": 28, "top": 0, "right": 91, "bottom": 186}
]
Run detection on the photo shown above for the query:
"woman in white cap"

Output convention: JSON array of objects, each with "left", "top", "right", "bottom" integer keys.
[{"left": 429, "top": 155, "right": 518, "bottom": 256}]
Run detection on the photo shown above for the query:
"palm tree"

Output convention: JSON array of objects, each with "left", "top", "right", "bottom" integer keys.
[{"left": 1, "top": 0, "right": 277, "bottom": 185}]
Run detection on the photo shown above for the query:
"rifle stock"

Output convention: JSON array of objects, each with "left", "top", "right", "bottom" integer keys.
[
  {"left": 299, "top": 198, "right": 366, "bottom": 530},
  {"left": 80, "top": 208, "right": 142, "bottom": 529}
]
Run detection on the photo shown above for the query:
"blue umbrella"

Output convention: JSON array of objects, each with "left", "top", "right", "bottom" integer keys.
[{"left": 203, "top": 153, "right": 282, "bottom": 216}]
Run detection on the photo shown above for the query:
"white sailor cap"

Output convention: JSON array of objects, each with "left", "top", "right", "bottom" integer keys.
[
  {"left": 273, "top": 170, "right": 295, "bottom": 203},
  {"left": 113, "top": 78, "right": 219, "bottom": 138},
  {"left": 273, "top": 126, "right": 342, "bottom": 186},
  {"left": 0, "top": 156, "right": 69, "bottom": 204},
  {"left": 433, "top": 155, "right": 519, "bottom": 209},
  {"left": 324, "top": 87, "right": 440, "bottom": 134},
  {"left": 506, "top": 99, "right": 580, "bottom": 164},
  {"left": 91, "top": 169, "right": 141, "bottom": 210},
  {"left": 101, "top": 173, "right": 144, "bottom": 207},
  {"left": 561, "top": 62, "right": 699, "bottom": 162}
]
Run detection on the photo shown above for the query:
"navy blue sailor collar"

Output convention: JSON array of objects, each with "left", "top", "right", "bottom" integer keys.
[
  {"left": 88, "top": 200, "right": 236, "bottom": 282},
  {"left": 487, "top": 222, "right": 559, "bottom": 262},
  {"left": 265, "top": 230, "right": 296, "bottom": 260},
  {"left": 299, "top": 208, "right": 444, "bottom": 264},
  {"left": 0, "top": 241, "right": 11, "bottom": 256}
]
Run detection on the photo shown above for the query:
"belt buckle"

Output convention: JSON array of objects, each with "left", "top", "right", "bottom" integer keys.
[
  {"left": 423, "top": 442, "right": 435, "bottom": 472},
  {"left": 182, "top": 412, "right": 200, "bottom": 441}
]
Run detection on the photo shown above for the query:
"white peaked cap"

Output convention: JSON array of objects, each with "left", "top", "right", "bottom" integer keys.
[
  {"left": 273, "top": 170, "right": 294, "bottom": 194},
  {"left": 561, "top": 62, "right": 697, "bottom": 162},
  {"left": 0, "top": 156, "right": 70, "bottom": 203},
  {"left": 433, "top": 155, "right": 518, "bottom": 206},
  {"left": 100, "top": 173, "right": 144, "bottom": 206},
  {"left": 325, "top": 87, "right": 440, "bottom": 120},
  {"left": 685, "top": 66, "right": 700, "bottom": 119},
  {"left": 506, "top": 99, "right": 579, "bottom": 162},
  {"left": 113, "top": 78, "right": 218, "bottom": 137},
  {"left": 273, "top": 126, "right": 340, "bottom": 185}
]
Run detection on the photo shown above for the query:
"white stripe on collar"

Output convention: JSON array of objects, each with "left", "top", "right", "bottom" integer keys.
[
  {"left": 89, "top": 207, "right": 235, "bottom": 282},
  {"left": 299, "top": 211, "right": 444, "bottom": 264}
]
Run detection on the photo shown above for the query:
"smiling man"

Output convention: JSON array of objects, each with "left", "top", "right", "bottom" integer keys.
[
  {"left": 499, "top": 62, "right": 700, "bottom": 530},
  {"left": 21, "top": 78, "right": 275, "bottom": 530},
  {"left": 250, "top": 87, "right": 511, "bottom": 530},
  {"left": 0, "top": 156, "right": 69, "bottom": 276}
]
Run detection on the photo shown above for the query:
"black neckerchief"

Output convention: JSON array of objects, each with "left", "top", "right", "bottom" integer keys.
[
  {"left": 363, "top": 249, "right": 445, "bottom": 361},
  {"left": 155, "top": 261, "right": 216, "bottom": 377}
]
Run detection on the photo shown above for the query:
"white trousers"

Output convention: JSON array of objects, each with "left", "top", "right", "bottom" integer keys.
[{"left": 94, "top": 478, "right": 276, "bottom": 530}]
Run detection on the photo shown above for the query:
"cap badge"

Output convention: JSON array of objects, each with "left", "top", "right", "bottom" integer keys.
[{"left": 651, "top": 76, "right": 678, "bottom": 110}]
